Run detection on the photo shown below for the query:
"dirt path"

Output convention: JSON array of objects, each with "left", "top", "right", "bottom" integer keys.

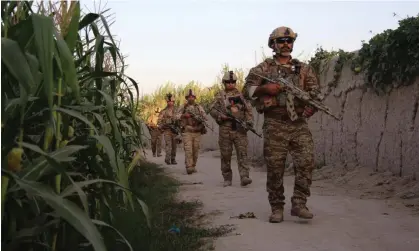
[{"left": 151, "top": 149, "right": 419, "bottom": 251}]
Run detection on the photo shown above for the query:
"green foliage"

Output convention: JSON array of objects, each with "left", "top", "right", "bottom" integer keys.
[
  {"left": 1, "top": 1, "right": 145, "bottom": 250},
  {"left": 356, "top": 15, "right": 419, "bottom": 91},
  {"left": 329, "top": 50, "right": 355, "bottom": 88},
  {"left": 137, "top": 64, "right": 246, "bottom": 121},
  {"left": 308, "top": 15, "right": 419, "bottom": 92},
  {"left": 308, "top": 46, "right": 339, "bottom": 76}
]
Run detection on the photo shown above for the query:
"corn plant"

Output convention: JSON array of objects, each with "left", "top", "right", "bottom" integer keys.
[{"left": 1, "top": 1, "right": 146, "bottom": 250}]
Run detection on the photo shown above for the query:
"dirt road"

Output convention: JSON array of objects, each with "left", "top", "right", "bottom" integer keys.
[{"left": 151, "top": 149, "right": 419, "bottom": 251}]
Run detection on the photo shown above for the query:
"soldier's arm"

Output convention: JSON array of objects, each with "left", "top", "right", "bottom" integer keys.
[
  {"left": 303, "top": 64, "right": 322, "bottom": 113},
  {"left": 242, "top": 65, "right": 265, "bottom": 102},
  {"left": 175, "top": 106, "right": 184, "bottom": 120},
  {"left": 157, "top": 110, "right": 164, "bottom": 127},
  {"left": 303, "top": 64, "right": 321, "bottom": 99},
  {"left": 198, "top": 105, "right": 207, "bottom": 121},
  {"left": 209, "top": 93, "right": 223, "bottom": 123}
]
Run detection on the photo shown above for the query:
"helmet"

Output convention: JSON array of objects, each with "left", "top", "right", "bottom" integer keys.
[
  {"left": 165, "top": 93, "right": 174, "bottom": 102},
  {"left": 185, "top": 89, "right": 196, "bottom": 99},
  {"left": 268, "top": 26, "right": 298, "bottom": 49},
  {"left": 222, "top": 71, "right": 237, "bottom": 84}
]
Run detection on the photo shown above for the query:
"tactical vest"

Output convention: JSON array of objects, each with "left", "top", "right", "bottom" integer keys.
[
  {"left": 253, "top": 59, "right": 306, "bottom": 120},
  {"left": 181, "top": 104, "right": 205, "bottom": 133}
]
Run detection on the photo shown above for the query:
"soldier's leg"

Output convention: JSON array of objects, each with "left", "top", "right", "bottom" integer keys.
[
  {"left": 151, "top": 133, "right": 157, "bottom": 156},
  {"left": 164, "top": 131, "right": 172, "bottom": 164},
  {"left": 192, "top": 132, "right": 201, "bottom": 169},
  {"left": 171, "top": 133, "right": 177, "bottom": 164},
  {"left": 182, "top": 133, "right": 194, "bottom": 174},
  {"left": 218, "top": 127, "right": 233, "bottom": 186},
  {"left": 232, "top": 131, "right": 252, "bottom": 186},
  {"left": 156, "top": 132, "right": 162, "bottom": 156},
  {"left": 289, "top": 123, "right": 315, "bottom": 219},
  {"left": 264, "top": 123, "right": 289, "bottom": 223}
]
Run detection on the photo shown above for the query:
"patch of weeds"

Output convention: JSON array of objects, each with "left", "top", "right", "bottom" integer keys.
[{"left": 106, "top": 162, "right": 233, "bottom": 251}]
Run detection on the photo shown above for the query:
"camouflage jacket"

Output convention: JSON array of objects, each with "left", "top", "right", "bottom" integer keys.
[
  {"left": 176, "top": 103, "right": 207, "bottom": 132},
  {"left": 209, "top": 88, "right": 253, "bottom": 127},
  {"left": 157, "top": 106, "right": 178, "bottom": 130},
  {"left": 242, "top": 56, "right": 320, "bottom": 120}
]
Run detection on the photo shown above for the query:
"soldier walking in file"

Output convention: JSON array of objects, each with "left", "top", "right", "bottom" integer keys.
[
  {"left": 242, "top": 26, "right": 320, "bottom": 222},
  {"left": 157, "top": 93, "right": 180, "bottom": 165},
  {"left": 176, "top": 89, "right": 208, "bottom": 174},
  {"left": 146, "top": 108, "right": 162, "bottom": 157},
  {"left": 209, "top": 71, "right": 253, "bottom": 187}
]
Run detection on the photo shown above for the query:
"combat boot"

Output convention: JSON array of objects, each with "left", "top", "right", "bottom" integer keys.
[
  {"left": 186, "top": 167, "right": 194, "bottom": 175},
  {"left": 240, "top": 177, "right": 252, "bottom": 187},
  {"left": 269, "top": 208, "right": 284, "bottom": 223},
  {"left": 223, "top": 180, "right": 232, "bottom": 187},
  {"left": 153, "top": 153, "right": 156, "bottom": 157},
  {"left": 291, "top": 205, "right": 314, "bottom": 219},
  {"left": 157, "top": 153, "right": 162, "bottom": 157},
  {"left": 165, "top": 160, "right": 171, "bottom": 165},
  {"left": 171, "top": 160, "right": 177, "bottom": 165}
]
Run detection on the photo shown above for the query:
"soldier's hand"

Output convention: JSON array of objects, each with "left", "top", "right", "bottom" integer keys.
[
  {"left": 220, "top": 114, "right": 229, "bottom": 120},
  {"left": 264, "top": 83, "right": 282, "bottom": 95},
  {"left": 246, "top": 121, "right": 254, "bottom": 128}
]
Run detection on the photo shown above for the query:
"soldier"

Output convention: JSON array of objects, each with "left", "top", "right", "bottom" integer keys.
[
  {"left": 242, "top": 26, "right": 320, "bottom": 223},
  {"left": 157, "top": 93, "right": 180, "bottom": 165},
  {"left": 146, "top": 108, "right": 162, "bottom": 157},
  {"left": 209, "top": 71, "right": 253, "bottom": 187},
  {"left": 176, "top": 89, "right": 208, "bottom": 174}
]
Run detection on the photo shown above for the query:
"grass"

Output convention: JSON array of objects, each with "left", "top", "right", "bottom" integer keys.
[{"left": 109, "top": 162, "right": 234, "bottom": 251}]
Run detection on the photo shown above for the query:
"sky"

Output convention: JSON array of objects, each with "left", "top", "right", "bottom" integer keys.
[{"left": 82, "top": 0, "right": 419, "bottom": 95}]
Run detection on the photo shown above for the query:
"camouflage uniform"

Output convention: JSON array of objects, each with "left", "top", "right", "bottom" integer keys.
[
  {"left": 146, "top": 113, "right": 162, "bottom": 157},
  {"left": 242, "top": 27, "right": 320, "bottom": 222},
  {"left": 157, "top": 94, "right": 180, "bottom": 165},
  {"left": 210, "top": 71, "right": 253, "bottom": 187},
  {"left": 176, "top": 90, "right": 208, "bottom": 174}
]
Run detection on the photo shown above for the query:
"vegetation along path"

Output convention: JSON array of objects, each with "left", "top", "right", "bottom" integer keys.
[{"left": 152, "top": 149, "right": 419, "bottom": 251}]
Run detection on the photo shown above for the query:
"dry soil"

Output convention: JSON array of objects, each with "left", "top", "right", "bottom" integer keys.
[{"left": 149, "top": 149, "right": 419, "bottom": 251}]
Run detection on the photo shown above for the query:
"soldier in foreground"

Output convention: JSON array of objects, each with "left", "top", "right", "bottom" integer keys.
[
  {"left": 146, "top": 108, "right": 162, "bottom": 157},
  {"left": 157, "top": 93, "right": 180, "bottom": 165},
  {"left": 176, "top": 89, "right": 208, "bottom": 174},
  {"left": 242, "top": 26, "right": 320, "bottom": 222},
  {"left": 209, "top": 71, "right": 253, "bottom": 187}
]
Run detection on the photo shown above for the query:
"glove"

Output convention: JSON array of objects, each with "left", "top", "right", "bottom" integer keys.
[
  {"left": 246, "top": 121, "right": 254, "bottom": 128},
  {"left": 303, "top": 106, "right": 316, "bottom": 118}
]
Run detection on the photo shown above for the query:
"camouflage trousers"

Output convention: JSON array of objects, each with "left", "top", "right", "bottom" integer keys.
[
  {"left": 181, "top": 132, "right": 201, "bottom": 169},
  {"left": 263, "top": 118, "right": 315, "bottom": 211},
  {"left": 218, "top": 125, "right": 250, "bottom": 181},
  {"left": 163, "top": 130, "right": 177, "bottom": 163},
  {"left": 150, "top": 130, "right": 162, "bottom": 155}
]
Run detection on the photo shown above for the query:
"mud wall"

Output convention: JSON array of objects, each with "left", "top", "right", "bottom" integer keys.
[{"left": 199, "top": 57, "right": 419, "bottom": 177}]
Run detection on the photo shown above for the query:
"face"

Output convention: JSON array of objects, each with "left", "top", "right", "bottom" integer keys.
[
  {"left": 223, "top": 80, "right": 236, "bottom": 91},
  {"left": 167, "top": 100, "right": 174, "bottom": 107},
  {"left": 273, "top": 37, "right": 294, "bottom": 57},
  {"left": 187, "top": 96, "right": 195, "bottom": 104}
]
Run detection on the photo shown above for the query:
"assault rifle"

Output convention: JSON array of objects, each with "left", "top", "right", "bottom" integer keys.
[
  {"left": 249, "top": 72, "right": 341, "bottom": 120},
  {"left": 159, "top": 122, "right": 182, "bottom": 144},
  {"left": 185, "top": 110, "right": 214, "bottom": 132},
  {"left": 212, "top": 106, "right": 262, "bottom": 138}
]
